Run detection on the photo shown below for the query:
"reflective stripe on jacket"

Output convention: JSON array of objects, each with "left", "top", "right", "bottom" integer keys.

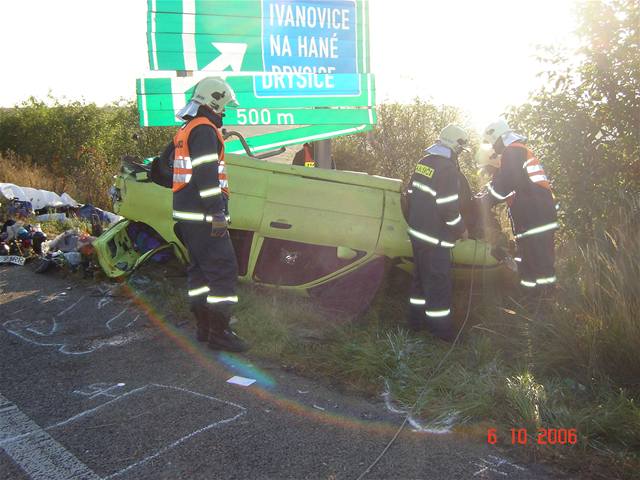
[
  {"left": 172, "top": 117, "right": 227, "bottom": 193},
  {"left": 487, "top": 142, "right": 557, "bottom": 237},
  {"left": 406, "top": 144, "right": 466, "bottom": 248},
  {"left": 511, "top": 142, "right": 551, "bottom": 191}
]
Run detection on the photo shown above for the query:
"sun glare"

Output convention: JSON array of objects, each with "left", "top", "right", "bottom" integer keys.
[
  {"left": 370, "top": 0, "right": 579, "bottom": 128},
  {"left": 0, "top": 0, "right": 579, "bottom": 128}
]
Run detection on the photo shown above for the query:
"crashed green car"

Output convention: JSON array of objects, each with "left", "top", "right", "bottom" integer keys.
[{"left": 96, "top": 151, "right": 505, "bottom": 312}]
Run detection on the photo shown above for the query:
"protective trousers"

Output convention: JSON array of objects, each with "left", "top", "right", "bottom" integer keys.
[
  {"left": 175, "top": 222, "right": 238, "bottom": 324},
  {"left": 408, "top": 239, "right": 455, "bottom": 341},
  {"left": 516, "top": 231, "right": 555, "bottom": 293}
]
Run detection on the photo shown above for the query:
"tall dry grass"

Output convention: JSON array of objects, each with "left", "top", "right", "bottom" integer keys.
[
  {"left": 0, "top": 152, "right": 115, "bottom": 209},
  {"left": 0, "top": 152, "right": 73, "bottom": 194}
]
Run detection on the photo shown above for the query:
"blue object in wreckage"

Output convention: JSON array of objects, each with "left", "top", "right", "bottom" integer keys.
[
  {"left": 7, "top": 201, "right": 33, "bottom": 217},
  {"left": 77, "top": 204, "right": 109, "bottom": 223}
]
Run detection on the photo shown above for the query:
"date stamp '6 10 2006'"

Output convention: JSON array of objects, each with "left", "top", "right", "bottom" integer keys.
[{"left": 487, "top": 428, "right": 578, "bottom": 445}]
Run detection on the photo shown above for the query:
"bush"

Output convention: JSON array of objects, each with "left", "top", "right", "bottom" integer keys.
[
  {"left": 332, "top": 99, "right": 482, "bottom": 190},
  {"left": 0, "top": 96, "right": 174, "bottom": 209}
]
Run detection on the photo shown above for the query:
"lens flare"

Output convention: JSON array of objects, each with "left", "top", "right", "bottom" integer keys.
[{"left": 119, "top": 281, "right": 460, "bottom": 439}]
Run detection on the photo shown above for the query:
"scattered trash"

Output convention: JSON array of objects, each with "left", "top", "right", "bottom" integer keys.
[
  {"left": 44, "top": 230, "right": 96, "bottom": 254},
  {"left": 226, "top": 376, "right": 256, "bottom": 387},
  {"left": 35, "top": 212, "right": 67, "bottom": 222},
  {"left": 297, "top": 390, "right": 309, "bottom": 394},
  {"left": 0, "top": 183, "right": 78, "bottom": 210},
  {"left": 35, "top": 251, "right": 85, "bottom": 274},
  {"left": 1, "top": 221, "right": 47, "bottom": 258},
  {"left": 312, "top": 404, "right": 326, "bottom": 411},
  {"left": 77, "top": 204, "right": 121, "bottom": 225},
  {"left": 63, "top": 252, "right": 82, "bottom": 267}
]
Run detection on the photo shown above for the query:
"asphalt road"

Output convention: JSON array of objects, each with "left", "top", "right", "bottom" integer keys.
[{"left": 0, "top": 264, "right": 560, "bottom": 480}]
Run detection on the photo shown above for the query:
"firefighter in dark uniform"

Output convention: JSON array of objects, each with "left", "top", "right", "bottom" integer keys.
[
  {"left": 481, "top": 119, "right": 558, "bottom": 294},
  {"left": 407, "top": 124, "right": 469, "bottom": 341},
  {"left": 161, "top": 76, "right": 247, "bottom": 352}
]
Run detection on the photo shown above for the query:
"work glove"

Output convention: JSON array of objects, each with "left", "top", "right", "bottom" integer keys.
[{"left": 210, "top": 212, "right": 228, "bottom": 237}]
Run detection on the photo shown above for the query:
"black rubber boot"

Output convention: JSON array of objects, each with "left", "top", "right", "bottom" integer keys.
[
  {"left": 192, "top": 305, "right": 209, "bottom": 342},
  {"left": 207, "top": 311, "right": 248, "bottom": 353}
]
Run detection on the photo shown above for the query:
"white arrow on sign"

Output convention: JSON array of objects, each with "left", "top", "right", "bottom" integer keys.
[
  {"left": 171, "top": 43, "right": 246, "bottom": 118},
  {"left": 207, "top": 42, "right": 247, "bottom": 72}
]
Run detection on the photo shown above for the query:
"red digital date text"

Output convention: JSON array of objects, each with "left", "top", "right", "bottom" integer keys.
[{"left": 487, "top": 427, "right": 577, "bottom": 445}]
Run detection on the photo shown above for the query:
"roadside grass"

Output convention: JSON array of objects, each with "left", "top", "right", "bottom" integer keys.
[
  {"left": 0, "top": 152, "right": 69, "bottom": 194},
  {"left": 231, "top": 285, "right": 639, "bottom": 478},
  {"left": 224, "top": 203, "right": 640, "bottom": 479}
]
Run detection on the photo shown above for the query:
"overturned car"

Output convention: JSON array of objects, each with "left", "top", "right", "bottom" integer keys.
[{"left": 95, "top": 148, "right": 506, "bottom": 312}]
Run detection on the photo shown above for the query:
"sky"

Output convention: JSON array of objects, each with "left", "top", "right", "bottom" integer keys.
[{"left": 0, "top": 0, "right": 580, "bottom": 129}]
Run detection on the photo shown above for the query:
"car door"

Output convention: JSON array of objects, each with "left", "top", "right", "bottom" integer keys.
[{"left": 252, "top": 169, "right": 384, "bottom": 288}]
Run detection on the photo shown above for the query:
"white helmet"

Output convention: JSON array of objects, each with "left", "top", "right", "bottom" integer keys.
[
  {"left": 439, "top": 124, "right": 469, "bottom": 154},
  {"left": 483, "top": 119, "right": 512, "bottom": 145},
  {"left": 475, "top": 144, "right": 501, "bottom": 169},
  {"left": 191, "top": 77, "right": 239, "bottom": 114}
]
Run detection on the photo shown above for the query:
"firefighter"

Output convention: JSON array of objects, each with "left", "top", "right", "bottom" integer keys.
[
  {"left": 162, "top": 76, "right": 247, "bottom": 352},
  {"left": 407, "top": 124, "right": 469, "bottom": 341},
  {"left": 481, "top": 119, "right": 558, "bottom": 294},
  {"left": 292, "top": 143, "right": 316, "bottom": 167}
]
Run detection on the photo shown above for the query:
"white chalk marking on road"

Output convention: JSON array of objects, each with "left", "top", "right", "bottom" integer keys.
[
  {"left": 26, "top": 323, "right": 56, "bottom": 336},
  {"left": 73, "top": 383, "right": 127, "bottom": 400},
  {"left": 381, "top": 389, "right": 405, "bottom": 415},
  {"left": 106, "top": 308, "right": 128, "bottom": 330},
  {"left": 56, "top": 295, "right": 86, "bottom": 318},
  {"left": 45, "top": 386, "right": 150, "bottom": 433},
  {"left": 20, "top": 295, "right": 86, "bottom": 336},
  {"left": 97, "top": 297, "right": 112, "bottom": 310},
  {"left": 37, "top": 292, "right": 67, "bottom": 304},
  {"left": 0, "top": 392, "right": 100, "bottom": 480},
  {"left": 472, "top": 455, "right": 526, "bottom": 477},
  {"left": 126, "top": 315, "right": 140, "bottom": 328},
  {"left": 3, "top": 318, "right": 145, "bottom": 356},
  {"left": 104, "top": 385, "right": 247, "bottom": 479},
  {"left": 381, "top": 383, "right": 456, "bottom": 434},
  {"left": 37, "top": 383, "right": 246, "bottom": 479},
  {"left": 3, "top": 319, "right": 64, "bottom": 349}
]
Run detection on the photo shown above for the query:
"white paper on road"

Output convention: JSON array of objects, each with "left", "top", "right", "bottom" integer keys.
[{"left": 226, "top": 376, "right": 256, "bottom": 387}]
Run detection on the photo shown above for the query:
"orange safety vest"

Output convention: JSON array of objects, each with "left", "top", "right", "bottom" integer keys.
[
  {"left": 511, "top": 142, "right": 551, "bottom": 191},
  {"left": 172, "top": 117, "right": 228, "bottom": 195}
]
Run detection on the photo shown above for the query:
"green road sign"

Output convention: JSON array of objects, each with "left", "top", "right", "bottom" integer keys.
[
  {"left": 224, "top": 123, "right": 373, "bottom": 156},
  {"left": 140, "top": 0, "right": 377, "bottom": 140},
  {"left": 148, "top": 0, "right": 370, "bottom": 83},
  {"left": 137, "top": 73, "right": 376, "bottom": 127}
]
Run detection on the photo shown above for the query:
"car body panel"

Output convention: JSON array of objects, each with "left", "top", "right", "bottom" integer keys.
[{"left": 103, "top": 152, "right": 504, "bottom": 310}]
